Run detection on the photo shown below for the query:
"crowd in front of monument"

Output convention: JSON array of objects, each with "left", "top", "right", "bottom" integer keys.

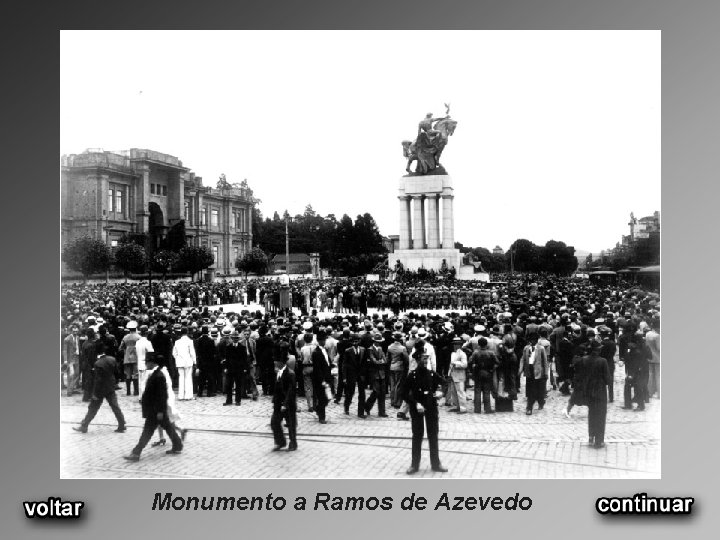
[{"left": 62, "top": 274, "right": 660, "bottom": 472}]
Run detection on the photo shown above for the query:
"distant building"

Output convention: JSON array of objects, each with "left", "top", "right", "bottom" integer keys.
[
  {"left": 384, "top": 235, "right": 400, "bottom": 253},
  {"left": 596, "top": 210, "right": 660, "bottom": 267},
  {"left": 61, "top": 148, "right": 255, "bottom": 276},
  {"left": 628, "top": 211, "right": 660, "bottom": 241},
  {"left": 270, "top": 253, "right": 312, "bottom": 274},
  {"left": 492, "top": 245, "right": 504, "bottom": 255}
]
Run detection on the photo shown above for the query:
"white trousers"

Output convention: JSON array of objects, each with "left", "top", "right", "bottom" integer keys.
[
  {"left": 177, "top": 366, "right": 194, "bottom": 400},
  {"left": 138, "top": 369, "right": 148, "bottom": 396},
  {"left": 453, "top": 379, "right": 467, "bottom": 412}
]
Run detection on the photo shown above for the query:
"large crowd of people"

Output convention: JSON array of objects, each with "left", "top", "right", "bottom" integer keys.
[{"left": 62, "top": 274, "right": 660, "bottom": 469}]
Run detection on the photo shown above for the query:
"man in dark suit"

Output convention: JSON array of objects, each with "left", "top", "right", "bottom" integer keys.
[
  {"left": 124, "top": 354, "right": 183, "bottom": 461},
  {"left": 342, "top": 333, "right": 367, "bottom": 417},
  {"left": 364, "top": 334, "right": 388, "bottom": 417},
  {"left": 73, "top": 341, "right": 126, "bottom": 433},
  {"left": 194, "top": 326, "right": 218, "bottom": 397},
  {"left": 150, "top": 321, "right": 174, "bottom": 384},
  {"left": 582, "top": 340, "right": 611, "bottom": 448},
  {"left": 79, "top": 328, "right": 97, "bottom": 402},
  {"left": 598, "top": 326, "right": 617, "bottom": 402},
  {"left": 256, "top": 326, "right": 276, "bottom": 396},
  {"left": 401, "top": 343, "right": 448, "bottom": 474},
  {"left": 271, "top": 347, "right": 297, "bottom": 451},
  {"left": 333, "top": 329, "right": 352, "bottom": 404},
  {"left": 222, "top": 330, "right": 251, "bottom": 406},
  {"left": 311, "top": 331, "right": 334, "bottom": 424}
]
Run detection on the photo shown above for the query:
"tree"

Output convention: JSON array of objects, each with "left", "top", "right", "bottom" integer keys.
[
  {"left": 303, "top": 204, "right": 316, "bottom": 218},
  {"left": 151, "top": 250, "right": 179, "bottom": 281},
  {"left": 176, "top": 245, "right": 214, "bottom": 281},
  {"left": 62, "top": 235, "right": 112, "bottom": 281},
  {"left": 507, "top": 239, "right": 540, "bottom": 272},
  {"left": 113, "top": 240, "right": 147, "bottom": 282},
  {"left": 236, "top": 247, "right": 269, "bottom": 277},
  {"left": 539, "top": 240, "right": 578, "bottom": 276}
]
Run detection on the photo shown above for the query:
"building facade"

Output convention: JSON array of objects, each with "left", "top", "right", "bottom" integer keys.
[{"left": 61, "top": 148, "right": 255, "bottom": 276}]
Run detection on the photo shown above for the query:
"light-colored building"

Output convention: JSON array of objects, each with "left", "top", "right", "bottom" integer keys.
[
  {"left": 61, "top": 148, "right": 255, "bottom": 276},
  {"left": 492, "top": 245, "right": 504, "bottom": 255}
]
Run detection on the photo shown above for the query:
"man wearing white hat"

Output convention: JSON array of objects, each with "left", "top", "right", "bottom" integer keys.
[
  {"left": 448, "top": 337, "right": 468, "bottom": 413},
  {"left": 118, "top": 321, "right": 141, "bottom": 397},
  {"left": 415, "top": 328, "right": 437, "bottom": 372}
]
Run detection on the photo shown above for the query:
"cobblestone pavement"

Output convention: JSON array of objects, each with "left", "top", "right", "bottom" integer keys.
[{"left": 60, "top": 363, "right": 660, "bottom": 479}]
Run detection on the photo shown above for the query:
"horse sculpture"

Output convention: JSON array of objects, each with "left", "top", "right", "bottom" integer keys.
[{"left": 402, "top": 116, "right": 457, "bottom": 175}]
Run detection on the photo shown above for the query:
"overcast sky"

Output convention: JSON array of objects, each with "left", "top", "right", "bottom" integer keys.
[{"left": 61, "top": 30, "right": 660, "bottom": 254}]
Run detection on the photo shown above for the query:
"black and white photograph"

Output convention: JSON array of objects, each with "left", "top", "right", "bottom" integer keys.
[{"left": 60, "top": 30, "right": 660, "bottom": 479}]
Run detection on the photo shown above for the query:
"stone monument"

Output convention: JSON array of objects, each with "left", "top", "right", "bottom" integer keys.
[{"left": 392, "top": 106, "right": 487, "bottom": 281}]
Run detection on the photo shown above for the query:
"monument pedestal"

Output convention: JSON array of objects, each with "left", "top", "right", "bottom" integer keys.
[{"left": 392, "top": 248, "right": 462, "bottom": 272}]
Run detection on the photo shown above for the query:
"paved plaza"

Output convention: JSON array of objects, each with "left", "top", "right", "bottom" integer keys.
[{"left": 60, "top": 364, "right": 660, "bottom": 479}]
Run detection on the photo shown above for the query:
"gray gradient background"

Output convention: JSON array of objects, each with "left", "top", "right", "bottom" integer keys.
[{"left": 1, "top": 0, "right": 717, "bottom": 537}]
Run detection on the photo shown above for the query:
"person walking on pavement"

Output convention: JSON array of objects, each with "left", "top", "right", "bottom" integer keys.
[
  {"left": 124, "top": 354, "right": 183, "bottom": 461},
  {"left": 74, "top": 340, "right": 126, "bottom": 434},
  {"left": 364, "top": 334, "right": 388, "bottom": 417},
  {"left": 151, "top": 356, "right": 188, "bottom": 448},
  {"left": 401, "top": 342, "right": 448, "bottom": 475},
  {"left": 582, "top": 339, "right": 611, "bottom": 448},
  {"left": 271, "top": 344, "right": 298, "bottom": 451},
  {"left": 79, "top": 328, "right": 98, "bottom": 402},
  {"left": 311, "top": 331, "right": 334, "bottom": 424}
]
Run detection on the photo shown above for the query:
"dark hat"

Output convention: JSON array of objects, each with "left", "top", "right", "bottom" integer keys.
[{"left": 149, "top": 353, "right": 166, "bottom": 367}]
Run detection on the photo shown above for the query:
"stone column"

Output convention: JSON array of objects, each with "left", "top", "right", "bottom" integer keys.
[
  {"left": 398, "top": 196, "right": 411, "bottom": 249},
  {"left": 426, "top": 195, "right": 440, "bottom": 249},
  {"left": 420, "top": 196, "right": 427, "bottom": 248},
  {"left": 411, "top": 195, "right": 424, "bottom": 249},
  {"left": 441, "top": 195, "right": 455, "bottom": 249}
]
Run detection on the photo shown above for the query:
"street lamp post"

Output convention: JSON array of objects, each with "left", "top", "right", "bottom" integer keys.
[{"left": 285, "top": 217, "right": 290, "bottom": 278}]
